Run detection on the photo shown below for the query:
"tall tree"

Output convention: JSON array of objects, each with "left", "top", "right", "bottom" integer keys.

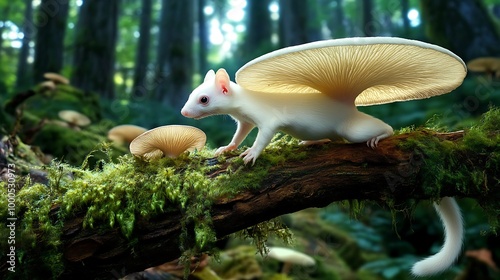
[
  {"left": 421, "top": 0, "right": 500, "bottom": 61},
  {"left": 361, "top": 0, "right": 374, "bottom": 36},
  {"left": 32, "top": 0, "right": 70, "bottom": 84},
  {"left": 401, "top": 0, "right": 410, "bottom": 36},
  {"left": 132, "top": 0, "right": 152, "bottom": 99},
  {"left": 0, "top": 5, "right": 12, "bottom": 62},
  {"left": 279, "top": 0, "right": 307, "bottom": 47},
  {"left": 197, "top": 0, "right": 209, "bottom": 75},
  {"left": 327, "top": 0, "right": 347, "bottom": 38},
  {"left": 241, "top": 0, "right": 272, "bottom": 60},
  {"left": 71, "top": 0, "right": 120, "bottom": 98},
  {"left": 15, "top": 0, "right": 33, "bottom": 90},
  {"left": 279, "top": 0, "right": 322, "bottom": 47},
  {"left": 154, "top": 1, "right": 194, "bottom": 109}
]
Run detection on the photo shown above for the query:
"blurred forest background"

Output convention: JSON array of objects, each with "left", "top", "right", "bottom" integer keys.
[{"left": 1, "top": 0, "right": 500, "bottom": 279}]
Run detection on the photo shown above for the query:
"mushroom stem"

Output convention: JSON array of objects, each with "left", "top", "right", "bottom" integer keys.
[{"left": 281, "top": 262, "right": 292, "bottom": 275}]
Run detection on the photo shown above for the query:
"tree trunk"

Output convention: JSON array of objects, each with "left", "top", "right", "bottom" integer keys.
[
  {"left": 154, "top": 1, "right": 194, "bottom": 110},
  {"left": 328, "top": 0, "right": 347, "bottom": 38},
  {"left": 241, "top": 0, "right": 272, "bottom": 60},
  {"left": 32, "top": 0, "right": 70, "bottom": 84},
  {"left": 279, "top": 0, "right": 323, "bottom": 47},
  {"left": 401, "top": 0, "right": 410, "bottom": 36},
  {"left": 362, "top": 0, "right": 375, "bottom": 36},
  {"left": 15, "top": 0, "right": 34, "bottom": 90},
  {"left": 197, "top": 0, "right": 209, "bottom": 75},
  {"left": 420, "top": 0, "right": 500, "bottom": 61},
  {"left": 71, "top": 0, "right": 120, "bottom": 99},
  {"left": 3, "top": 128, "right": 499, "bottom": 279},
  {"left": 132, "top": 0, "right": 152, "bottom": 100},
  {"left": 0, "top": 6, "right": 10, "bottom": 60},
  {"left": 279, "top": 0, "right": 308, "bottom": 47}
]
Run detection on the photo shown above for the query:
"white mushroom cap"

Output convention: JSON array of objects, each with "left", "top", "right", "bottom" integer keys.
[
  {"left": 107, "top": 125, "right": 148, "bottom": 145},
  {"left": 43, "top": 72, "right": 70, "bottom": 85},
  {"left": 266, "top": 247, "right": 315, "bottom": 266},
  {"left": 129, "top": 125, "right": 206, "bottom": 159},
  {"left": 58, "top": 110, "right": 91, "bottom": 127},
  {"left": 236, "top": 37, "right": 466, "bottom": 106}
]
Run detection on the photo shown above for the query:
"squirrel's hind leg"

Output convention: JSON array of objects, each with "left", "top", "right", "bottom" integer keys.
[{"left": 341, "top": 112, "right": 393, "bottom": 146}]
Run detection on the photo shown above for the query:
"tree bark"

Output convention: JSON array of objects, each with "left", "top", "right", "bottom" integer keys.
[
  {"left": 131, "top": 0, "right": 152, "bottom": 100},
  {"left": 71, "top": 0, "right": 120, "bottom": 99},
  {"left": 5, "top": 130, "right": 495, "bottom": 279}
]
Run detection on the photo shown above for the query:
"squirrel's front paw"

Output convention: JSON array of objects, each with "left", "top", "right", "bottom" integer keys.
[
  {"left": 240, "top": 148, "right": 258, "bottom": 165},
  {"left": 215, "top": 143, "right": 237, "bottom": 156}
]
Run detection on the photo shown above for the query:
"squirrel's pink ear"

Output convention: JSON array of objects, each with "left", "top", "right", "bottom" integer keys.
[
  {"left": 204, "top": 70, "right": 215, "bottom": 83},
  {"left": 215, "top": 68, "right": 230, "bottom": 95}
]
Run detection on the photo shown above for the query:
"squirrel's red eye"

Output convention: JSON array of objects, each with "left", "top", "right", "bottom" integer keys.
[{"left": 200, "top": 96, "right": 209, "bottom": 105}]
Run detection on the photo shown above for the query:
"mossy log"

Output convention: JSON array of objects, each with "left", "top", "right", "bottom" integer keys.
[
  {"left": 2, "top": 106, "right": 500, "bottom": 279},
  {"left": 40, "top": 130, "right": 498, "bottom": 279}
]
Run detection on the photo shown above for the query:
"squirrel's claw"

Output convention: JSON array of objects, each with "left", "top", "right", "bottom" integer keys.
[
  {"left": 215, "top": 143, "right": 237, "bottom": 156},
  {"left": 367, "top": 137, "right": 379, "bottom": 149},
  {"left": 240, "top": 148, "right": 257, "bottom": 165}
]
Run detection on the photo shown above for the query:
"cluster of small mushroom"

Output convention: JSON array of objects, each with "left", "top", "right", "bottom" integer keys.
[
  {"left": 108, "top": 124, "right": 207, "bottom": 160},
  {"left": 39, "top": 72, "right": 70, "bottom": 92},
  {"left": 46, "top": 110, "right": 91, "bottom": 131}
]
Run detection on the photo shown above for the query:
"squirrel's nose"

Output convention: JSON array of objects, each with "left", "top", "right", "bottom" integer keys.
[{"left": 181, "top": 108, "right": 189, "bottom": 117}]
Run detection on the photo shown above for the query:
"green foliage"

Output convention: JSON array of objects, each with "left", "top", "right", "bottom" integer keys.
[{"left": 322, "top": 209, "right": 384, "bottom": 253}]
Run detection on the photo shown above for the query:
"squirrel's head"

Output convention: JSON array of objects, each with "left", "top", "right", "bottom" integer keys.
[{"left": 181, "top": 68, "right": 233, "bottom": 119}]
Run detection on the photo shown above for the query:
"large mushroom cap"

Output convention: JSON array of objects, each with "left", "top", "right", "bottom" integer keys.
[
  {"left": 236, "top": 37, "right": 466, "bottom": 106},
  {"left": 129, "top": 125, "right": 206, "bottom": 160},
  {"left": 58, "top": 110, "right": 91, "bottom": 127},
  {"left": 108, "top": 124, "right": 148, "bottom": 144}
]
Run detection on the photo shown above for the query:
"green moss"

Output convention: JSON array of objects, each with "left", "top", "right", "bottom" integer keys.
[
  {"left": 401, "top": 108, "right": 500, "bottom": 229},
  {"left": 0, "top": 179, "right": 65, "bottom": 278},
  {"left": 237, "top": 218, "right": 293, "bottom": 256},
  {"left": 32, "top": 122, "right": 126, "bottom": 167}
]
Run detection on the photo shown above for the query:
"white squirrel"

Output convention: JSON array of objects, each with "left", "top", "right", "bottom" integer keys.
[
  {"left": 180, "top": 38, "right": 466, "bottom": 276},
  {"left": 182, "top": 68, "right": 393, "bottom": 165}
]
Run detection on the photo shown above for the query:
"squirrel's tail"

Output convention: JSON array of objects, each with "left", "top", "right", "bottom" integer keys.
[{"left": 411, "top": 197, "right": 463, "bottom": 276}]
